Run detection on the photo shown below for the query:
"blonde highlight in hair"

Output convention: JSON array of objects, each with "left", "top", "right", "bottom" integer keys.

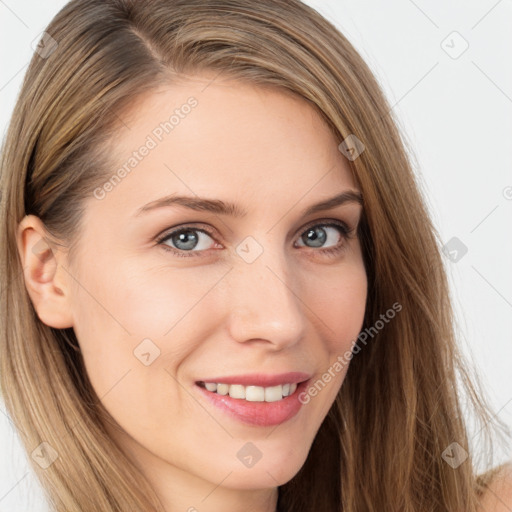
[{"left": 0, "top": 0, "right": 509, "bottom": 510}]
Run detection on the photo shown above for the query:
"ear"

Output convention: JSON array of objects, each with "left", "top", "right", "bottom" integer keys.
[{"left": 16, "top": 214, "right": 74, "bottom": 329}]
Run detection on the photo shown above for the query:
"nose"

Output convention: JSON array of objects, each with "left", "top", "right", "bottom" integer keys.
[{"left": 225, "top": 243, "right": 306, "bottom": 350}]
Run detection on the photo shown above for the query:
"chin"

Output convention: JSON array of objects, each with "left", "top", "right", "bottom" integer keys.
[{"left": 218, "top": 450, "right": 309, "bottom": 490}]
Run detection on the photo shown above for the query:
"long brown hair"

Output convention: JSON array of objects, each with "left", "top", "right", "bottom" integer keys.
[{"left": 0, "top": 1, "right": 509, "bottom": 510}]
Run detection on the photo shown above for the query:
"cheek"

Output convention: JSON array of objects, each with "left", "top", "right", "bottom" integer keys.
[
  {"left": 119, "top": 256, "right": 231, "bottom": 330},
  {"left": 69, "top": 257, "right": 230, "bottom": 382},
  {"left": 73, "top": 249, "right": 226, "bottom": 335},
  {"left": 293, "top": 263, "right": 367, "bottom": 418},
  {"left": 68, "top": 261, "right": 211, "bottom": 436},
  {"left": 307, "top": 259, "right": 367, "bottom": 348}
]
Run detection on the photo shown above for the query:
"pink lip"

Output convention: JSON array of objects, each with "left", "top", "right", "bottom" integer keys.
[
  {"left": 194, "top": 377, "right": 312, "bottom": 427},
  {"left": 196, "top": 372, "right": 312, "bottom": 387}
]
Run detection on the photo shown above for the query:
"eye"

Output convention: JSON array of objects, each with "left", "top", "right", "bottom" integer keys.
[
  {"left": 294, "top": 220, "right": 353, "bottom": 257},
  {"left": 156, "top": 226, "right": 218, "bottom": 257},
  {"left": 156, "top": 220, "right": 355, "bottom": 258}
]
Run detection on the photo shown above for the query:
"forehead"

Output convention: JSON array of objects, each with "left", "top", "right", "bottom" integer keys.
[{"left": 87, "top": 75, "right": 357, "bottom": 219}]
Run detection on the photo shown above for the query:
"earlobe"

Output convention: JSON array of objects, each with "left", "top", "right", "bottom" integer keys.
[{"left": 16, "top": 215, "right": 74, "bottom": 329}]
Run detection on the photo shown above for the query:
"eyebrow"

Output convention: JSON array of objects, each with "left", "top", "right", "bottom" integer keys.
[{"left": 134, "top": 189, "right": 363, "bottom": 218}]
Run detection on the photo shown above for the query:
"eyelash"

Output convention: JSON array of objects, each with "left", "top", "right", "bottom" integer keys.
[{"left": 155, "top": 219, "right": 356, "bottom": 259}]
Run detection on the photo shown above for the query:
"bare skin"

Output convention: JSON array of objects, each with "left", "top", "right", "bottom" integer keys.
[
  {"left": 17, "top": 74, "right": 368, "bottom": 512},
  {"left": 479, "top": 464, "right": 512, "bottom": 512}
]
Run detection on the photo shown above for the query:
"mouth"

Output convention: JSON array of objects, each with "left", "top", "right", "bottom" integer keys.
[{"left": 194, "top": 377, "right": 312, "bottom": 427}]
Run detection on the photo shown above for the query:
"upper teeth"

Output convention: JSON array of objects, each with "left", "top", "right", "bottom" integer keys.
[{"left": 203, "top": 382, "right": 297, "bottom": 402}]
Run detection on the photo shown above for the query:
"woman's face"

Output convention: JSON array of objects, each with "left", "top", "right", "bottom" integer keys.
[{"left": 32, "top": 75, "right": 367, "bottom": 508}]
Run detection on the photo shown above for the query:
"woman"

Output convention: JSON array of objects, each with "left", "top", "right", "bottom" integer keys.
[{"left": 0, "top": 0, "right": 510, "bottom": 510}]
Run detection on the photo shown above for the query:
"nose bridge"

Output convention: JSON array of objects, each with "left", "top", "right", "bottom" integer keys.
[{"left": 226, "top": 236, "right": 306, "bottom": 346}]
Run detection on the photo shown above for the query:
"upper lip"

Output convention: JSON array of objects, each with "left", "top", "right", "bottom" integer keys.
[{"left": 196, "top": 372, "right": 312, "bottom": 387}]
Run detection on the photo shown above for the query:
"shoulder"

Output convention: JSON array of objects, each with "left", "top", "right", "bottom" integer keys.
[{"left": 479, "top": 462, "right": 512, "bottom": 511}]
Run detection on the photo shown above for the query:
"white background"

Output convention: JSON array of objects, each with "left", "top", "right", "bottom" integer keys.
[{"left": 1, "top": 1, "right": 511, "bottom": 510}]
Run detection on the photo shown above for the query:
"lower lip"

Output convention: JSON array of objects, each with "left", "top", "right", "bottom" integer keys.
[{"left": 195, "top": 379, "right": 310, "bottom": 427}]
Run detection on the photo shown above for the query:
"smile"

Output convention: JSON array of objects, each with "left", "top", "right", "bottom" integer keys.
[
  {"left": 194, "top": 378, "right": 311, "bottom": 427},
  {"left": 197, "top": 381, "right": 298, "bottom": 402}
]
